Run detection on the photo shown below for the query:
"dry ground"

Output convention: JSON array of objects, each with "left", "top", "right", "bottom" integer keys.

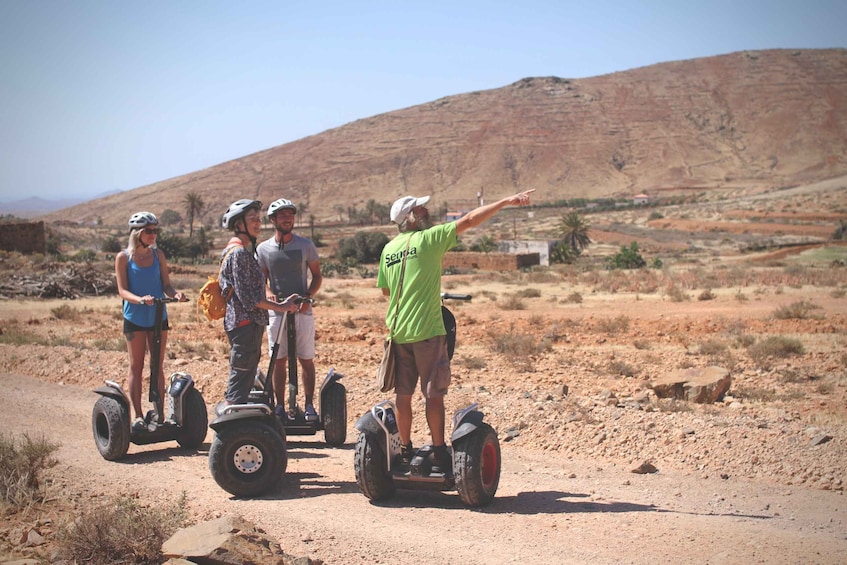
[{"left": 1, "top": 178, "right": 846, "bottom": 563}]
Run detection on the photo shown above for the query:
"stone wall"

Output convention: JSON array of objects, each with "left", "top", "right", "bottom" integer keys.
[
  {"left": 442, "top": 251, "right": 539, "bottom": 271},
  {"left": 0, "top": 221, "right": 46, "bottom": 254},
  {"left": 498, "top": 240, "right": 555, "bottom": 266}
]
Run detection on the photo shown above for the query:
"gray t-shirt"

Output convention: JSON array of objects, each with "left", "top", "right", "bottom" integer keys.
[{"left": 256, "top": 233, "right": 319, "bottom": 298}]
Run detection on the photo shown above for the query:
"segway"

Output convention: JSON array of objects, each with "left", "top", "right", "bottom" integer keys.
[
  {"left": 353, "top": 293, "right": 502, "bottom": 507},
  {"left": 92, "top": 297, "right": 208, "bottom": 461},
  {"left": 278, "top": 299, "right": 347, "bottom": 446},
  {"left": 207, "top": 296, "right": 310, "bottom": 496}
]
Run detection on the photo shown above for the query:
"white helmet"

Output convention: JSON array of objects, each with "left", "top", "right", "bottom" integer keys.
[
  {"left": 267, "top": 198, "right": 297, "bottom": 217},
  {"left": 222, "top": 199, "right": 262, "bottom": 230},
  {"left": 128, "top": 211, "right": 158, "bottom": 230}
]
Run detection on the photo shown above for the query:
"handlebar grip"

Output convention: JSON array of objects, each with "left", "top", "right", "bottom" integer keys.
[{"left": 440, "top": 293, "right": 472, "bottom": 301}]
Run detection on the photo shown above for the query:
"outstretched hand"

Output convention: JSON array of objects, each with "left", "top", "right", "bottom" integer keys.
[{"left": 509, "top": 189, "right": 535, "bottom": 207}]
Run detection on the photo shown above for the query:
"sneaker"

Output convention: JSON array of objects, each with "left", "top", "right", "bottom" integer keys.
[
  {"left": 304, "top": 404, "right": 319, "bottom": 422},
  {"left": 131, "top": 417, "right": 146, "bottom": 434},
  {"left": 432, "top": 445, "right": 453, "bottom": 478},
  {"left": 274, "top": 405, "right": 286, "bottom": 420}
]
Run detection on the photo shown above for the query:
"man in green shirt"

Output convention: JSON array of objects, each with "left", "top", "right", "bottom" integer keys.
[{"left": 377, "top": 189, "right": 535, "bottom": 475}]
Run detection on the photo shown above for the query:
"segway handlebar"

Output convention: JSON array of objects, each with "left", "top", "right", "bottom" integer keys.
[
  {"left": 440, "top": 293, "right": 472, "bottom": 302},
  {"left": 151, "top": 296, "right": 189, "bottom": 304}
]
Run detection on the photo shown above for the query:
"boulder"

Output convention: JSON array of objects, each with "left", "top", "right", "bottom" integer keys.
[
  {"left": 649, "top": 366, "right": 731, "bottom": 404},
  {"left": 161, "top": 516, "right": 315, "bottom": 564}
]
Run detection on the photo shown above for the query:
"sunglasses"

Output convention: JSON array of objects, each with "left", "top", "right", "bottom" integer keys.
[{"left": 142, "top": 228, "right": 159, "bottom": 235}]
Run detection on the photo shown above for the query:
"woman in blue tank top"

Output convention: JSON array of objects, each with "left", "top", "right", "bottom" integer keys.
[{"left": 114, "top": 211, "right": 187, "bottom": 433}]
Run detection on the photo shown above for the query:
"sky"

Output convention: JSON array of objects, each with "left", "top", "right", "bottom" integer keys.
[{"left": 1, "top": 1, "right": 845, "bottom": 202}]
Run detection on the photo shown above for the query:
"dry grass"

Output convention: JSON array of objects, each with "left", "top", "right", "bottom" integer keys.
[
  {"left": 0, "top": 433, "right": 59, "bottom": 515},
  {"left": 57, "top": 494, "right": 189, "bottom": 564}
]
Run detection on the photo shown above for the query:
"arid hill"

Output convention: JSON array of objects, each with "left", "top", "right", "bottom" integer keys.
[{"left": 46, "top": 48, "right": 847, "bottom": 227}]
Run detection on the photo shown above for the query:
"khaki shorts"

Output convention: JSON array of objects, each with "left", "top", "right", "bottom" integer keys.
[
  {"left": 394, "top": 335, "right": 451, "bottom": 398},
  {"left": 267, "top": 311, "right": 315, "bottom": 359}
]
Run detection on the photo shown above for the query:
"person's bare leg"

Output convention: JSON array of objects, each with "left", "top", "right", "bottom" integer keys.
[
  {"left": 425, "top": 396, "right": 446, "bottom": 446},
  {"left": 300, "top": 358, "right": 316, "bottom": 406},
  {"left": 126, "top": 330, "right": 147, "bottom": 420},
  {"left": 396, "top": 394, "right": 413, "bottom": 446}
]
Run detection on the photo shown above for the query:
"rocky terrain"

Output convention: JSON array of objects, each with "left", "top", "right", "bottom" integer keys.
[{"left": 0, "top": 176, "right": 845, "bottom": 563}]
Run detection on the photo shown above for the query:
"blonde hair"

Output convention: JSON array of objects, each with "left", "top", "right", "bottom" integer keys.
[{"left": 124, "top": 228, "right": 157, "bottom": 256}]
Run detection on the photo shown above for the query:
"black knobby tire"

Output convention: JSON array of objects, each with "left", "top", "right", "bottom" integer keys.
[
  {"left": 353, "top": 432, "right": 395, "bottom": 502},
  {"left": 208, "top": 420, "right": 288, "bottom": 497},
  {"left": 92, "top": 396, "right": 130, "bottom": 461},
  {"left": 176, "top": 388, "right": 208, "bottom": 449},
  {"left": 454, "top": 423, "right": 501, "bottom": 507},
  {"left": 322, "top": 383, "right": 347, "bottom": 447}
]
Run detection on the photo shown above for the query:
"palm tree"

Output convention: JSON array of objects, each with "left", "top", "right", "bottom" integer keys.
[
  {"left": 183, "top": 192, "right": 205, "bottom": 239},
  {"left": 559, "top": 211, "right": 591, "bottom": 254}
]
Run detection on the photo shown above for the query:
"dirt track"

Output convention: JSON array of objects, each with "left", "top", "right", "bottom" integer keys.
[{"left": 1, "top": 374, "right": 846, "bottom": 564}]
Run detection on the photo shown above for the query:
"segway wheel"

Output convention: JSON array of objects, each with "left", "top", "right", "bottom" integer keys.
[
  {"left": 454, "top": 423, "right": 501, "bottom": 507},
  {"left": 322, "top": 382, "right": 347, "bottom": 447},
  {"left": 176, "top": 388, "right": 208, "bottom": 449},
  {"left": 92, "top": 396, "right": 130, "bottom": 461},
  {"left": 208, "top": 421, "right": 287, "bottom": 497},
  {"left": 353, "top": 432, "right": 395, "bottom": 502}
]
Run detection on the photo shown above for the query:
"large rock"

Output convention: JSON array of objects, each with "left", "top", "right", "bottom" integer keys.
[
  {"left": 649, "top": 366, "right": 731, "bottom": 404},
  {"left": 161, "top": 515, "right": 316, "bottom": 564}
]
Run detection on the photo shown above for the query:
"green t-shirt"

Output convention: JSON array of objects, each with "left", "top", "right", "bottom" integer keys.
[{"left": 377, "top": 222, "right": 457, "bottom": 344}]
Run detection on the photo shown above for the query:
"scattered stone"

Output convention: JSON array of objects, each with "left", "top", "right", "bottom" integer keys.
[
  {"left": 650, "top": 366, "right": 731, "bottom": 403},
  {"left": 631, "top": 461, "right": 659, "bottom": 474},
  {"left": 809, "top": 434, "right": 832, "bottom": 446},
  {"left": 161, "top": 516, "right": 317, "bottom": 565}
]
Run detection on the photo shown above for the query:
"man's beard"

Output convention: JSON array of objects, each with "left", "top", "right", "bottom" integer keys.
[{"left": 410, "top": 211, "right": 433, "bottom": 231}]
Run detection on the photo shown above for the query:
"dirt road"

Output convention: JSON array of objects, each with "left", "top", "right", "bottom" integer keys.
[{"left": 2, "top": 373, "right": 844, "bottom": 564}]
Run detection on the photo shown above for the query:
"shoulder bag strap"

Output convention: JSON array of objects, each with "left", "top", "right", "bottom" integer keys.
[{"left": 388, "top": 235, "right": 412, "bottom": 339}]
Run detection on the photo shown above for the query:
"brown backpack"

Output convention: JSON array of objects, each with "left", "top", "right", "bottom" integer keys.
[{"left": 197, "top": 245, "right": 240, "bottom": 321}]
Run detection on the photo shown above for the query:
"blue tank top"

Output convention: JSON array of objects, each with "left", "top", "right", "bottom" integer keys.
[{"left": 122, "top": 250, "right": 167, "bottom": 328}]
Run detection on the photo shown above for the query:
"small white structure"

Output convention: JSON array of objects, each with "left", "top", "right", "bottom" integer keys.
[
  {"left": 633, "top": 193, "right": 651, "bottom": 205},
  {"left": 498, "top": 240, "right": 555, "bottom": 266}
]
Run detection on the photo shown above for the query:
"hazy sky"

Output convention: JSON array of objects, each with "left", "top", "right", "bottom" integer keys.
[{"left": 1, "top": 0, "right": 845, "bottom": 201}]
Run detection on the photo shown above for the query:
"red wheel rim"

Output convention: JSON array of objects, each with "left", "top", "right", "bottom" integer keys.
[{"left": 480, "top": 439, "right": 498, "bottom": 487}]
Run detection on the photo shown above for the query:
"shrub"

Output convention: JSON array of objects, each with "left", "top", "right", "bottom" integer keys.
[
  {"left": 563, "top": 291, "right": 583, "bottom": 304},
  {"left": 605, "top": 242, "right": 646, "bottom": 270},
  {"left": 336, "top": 231, "right": 389, "bottom": 264},
  {"left": 747, "top": 336, "right": 805, "bottom": 368},
  {"left": 665, "top": 285, "right": 690, "bottom": 302},
  {"left": 58, "top": 494, "right": 189, "bottom": 564},
  {"left": 469, "top": 235, "right": 497, "bottom": 252},
  {"left": 498, "top": 294, "right": 526, "bottom": 310},
  {"left": 516, "top": 287, "right": 542, "bottom": 298},
  {"left": 487, "top": 325, "right": 551, "bottom": 365},
  {"left": 596, "top": 315, "right": 630, "bottom": 335},
  {"left": 772, "top": 300, "right": 823, "bottom": 320},
  {"left": 550, "top": 240, "right": 578, "bottom": 264},
  {"left": 697, "top": 289, "right": 716, "bottom": 301},
  {"left": 0, "top": 433, "right": 59, "bottom": 512},
  {"left": 607, "top": 359, "right": 638, "bottom": 377}
]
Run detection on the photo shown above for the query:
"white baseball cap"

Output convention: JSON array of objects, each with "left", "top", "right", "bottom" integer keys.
[{"left": 390, "top": 195, "right": 430, "bottom": 224}]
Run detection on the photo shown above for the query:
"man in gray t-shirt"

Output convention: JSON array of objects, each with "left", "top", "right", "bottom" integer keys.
[{"left": 257, "top": 198, "right": 323, "bottom": 422}]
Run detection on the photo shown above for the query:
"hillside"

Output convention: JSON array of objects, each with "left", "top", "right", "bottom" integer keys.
[{"left": 44, "top": 48, "right": 847, "bottom": 227}]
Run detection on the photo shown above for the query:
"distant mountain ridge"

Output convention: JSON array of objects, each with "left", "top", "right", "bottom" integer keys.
[
  {"left": 3, "top": 191, "right": 122, "bottom": 219},
  {"left": 44, "top": 48, "right": 847, "bottom": 227}
]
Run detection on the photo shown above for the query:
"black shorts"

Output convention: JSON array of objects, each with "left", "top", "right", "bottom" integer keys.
[{"left": 123, "top": 318, "right": 170, "bottom": 333}]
